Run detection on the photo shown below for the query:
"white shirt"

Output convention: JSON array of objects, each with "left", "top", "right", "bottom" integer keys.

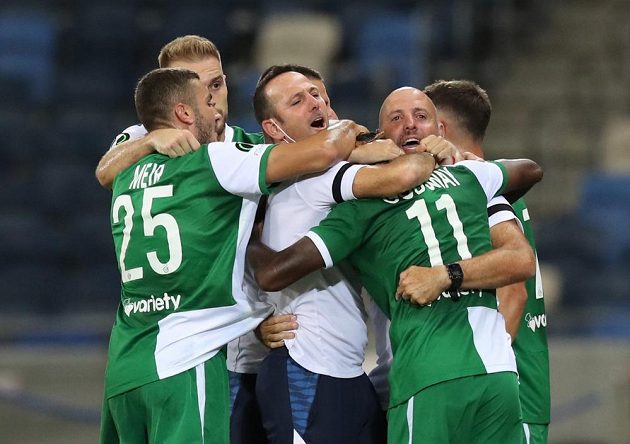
[{"left": 229, "top": 161, "right": 369, "bottom": 378}]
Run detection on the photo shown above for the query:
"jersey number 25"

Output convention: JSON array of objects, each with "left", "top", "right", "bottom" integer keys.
[{"left": 112, "top": 185, "right": 183, "bottom": 282}]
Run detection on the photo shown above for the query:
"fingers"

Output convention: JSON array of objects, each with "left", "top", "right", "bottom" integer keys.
[
  {"left": 264, "top": 331, "right": 296, "bottom": 349},
  {"left": 397, "top": 266, "right": 434, "bottom": 306},
  {"left": 184, "top": 131, "right": 201, "bottom": 151},
  {"left": 349, "top": 139, "right": 403, "bottom": 164},
  {"left": 259, "top": 314, "right": 298, "bottom": 348},
  {"left": 350, "top": 121, "right": 370, "bottom": 135},
  {"left": 263, "top": 314, "right": 298, "bottom": 332},
  {"left": 151, "top": 129, "right": 201, "bottom": 158},
  {"left": 463, "top": 151, "right": 483, "bottom": 161},
  {"left": 419, "top": 135, "right": 461, "bottom": 165}
]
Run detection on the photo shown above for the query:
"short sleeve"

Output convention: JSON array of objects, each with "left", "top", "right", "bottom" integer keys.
[
  {"left": 295, "top": 162, "right": 366, "bottom": 211},
  {"left": 487, "top": 196, "right": 521, "bottom": 230},
  {"left": 110, "top": 124, "right": 148, "bottom": 148},
  {"left": 306, "top": 201, "right": 367, "bottom": 268},
  {"left": 456, "top": 160, "right": 507, "bottom": 200},
  {"left": 206, "top": 142, "right": 276, "bottom": 197}
]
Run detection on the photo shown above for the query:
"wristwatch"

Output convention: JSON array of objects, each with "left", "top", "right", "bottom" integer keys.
[{"left": 445, "top": 263, "right": 463, "bottom": 301}]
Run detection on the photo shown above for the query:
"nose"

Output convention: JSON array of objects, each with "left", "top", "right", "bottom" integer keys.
[
  {"left": 308, "top": 94, "right": 321, "bottom": 110},
  {"left": 403, "top": 114, "right": 415, "bottom": 131}
]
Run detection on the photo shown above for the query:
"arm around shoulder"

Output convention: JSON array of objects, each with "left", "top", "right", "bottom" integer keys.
[
  {"left": 95, "top": 137, "right": 154, "bottom": 189},
  {"left": 95, "top": 129, "right": 200, "bottom": 189},
  {"left": 265, "top": 120, "right": 367, "bottom": 184},
  {"left": 352, "top": 152, "right": 436, "bottom": 198}
]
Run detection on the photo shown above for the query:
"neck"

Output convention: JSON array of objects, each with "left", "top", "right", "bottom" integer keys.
[{"left": 448, "top": 134, "right": 485, "bottom": 159}]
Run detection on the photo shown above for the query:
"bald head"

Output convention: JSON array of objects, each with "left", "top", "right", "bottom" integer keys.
[{"left": 378, "top": 87, "right": 443, "bottom": 153}]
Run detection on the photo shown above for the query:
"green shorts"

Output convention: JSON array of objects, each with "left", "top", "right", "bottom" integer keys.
[
  {"left": 524, "top": 422, "right": 548, "bottom": 444},
  {"left": 100, "top": 350, "right": 229, "bottom": 444},
  {"left": 388, "top": 372, "right": 525, "bottom": 444}
]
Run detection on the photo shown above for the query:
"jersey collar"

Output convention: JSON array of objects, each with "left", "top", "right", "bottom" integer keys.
[{"left": 223, "top": 124, "right": 234, "bottom": 142}]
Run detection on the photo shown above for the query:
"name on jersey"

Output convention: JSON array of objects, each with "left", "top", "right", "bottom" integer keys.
[
  {"left": 424, "top": 289, "right": 483, "bottom": 307},
  {"left": 123, "top": 292, "right": 181, "bottom": 316},
  {"left": 524, "top": 312, "right": 547, "bottom": 332},
  {"left": 383, "top": 168, "right": 461, "bottom": 204},
  {"left": 129, "top": 163, "right": 165, "bottom": 190}
]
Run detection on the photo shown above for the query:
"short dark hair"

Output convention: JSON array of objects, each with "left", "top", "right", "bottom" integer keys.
[
  {"left": 253, "top": 64, "right": 324, "bottom": 124},
  {"left": 135, "top": 68, "right": 199, "bottom": 131},
  {"left": 424, "top": 80, "right": 491, "bottom": 142}
]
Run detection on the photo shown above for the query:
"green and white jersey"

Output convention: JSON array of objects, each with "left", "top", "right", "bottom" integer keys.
[
  {"left": 307, "top": 161, "right": 518, "bottom": 408},
  {"left": 512, "top": 198, "right": 551, "bottom": 425},
  {"left": 224, "top": 125, "right": 265, "bottom": 145},
  {"left": 105, "top": 141, "right": 275, "bottom": 399}
]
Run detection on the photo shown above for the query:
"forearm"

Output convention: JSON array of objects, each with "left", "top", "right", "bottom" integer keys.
[
  {"left": 459, "top": 245, "right": 534, "bottom": 290},
  {"left": 495, "top": 159, "right": 543, "bottom": 203},
  {"left": 247, "top": 237, "right": 325, "bottom": 291},
  {"left": 352, "top": 153, "right": 436, "bottom": 198},
  {"left": 265, "top": 120, "right": 363, "bottom": 183},
  {"left": 496, "top": 282, "right": 527, "bottom": 341},
  {"left": 95, "top": 138, "right": 154, "bottom": 188},
  {"left": 348, "top": 138, "right": 402, "bottom": 165}
]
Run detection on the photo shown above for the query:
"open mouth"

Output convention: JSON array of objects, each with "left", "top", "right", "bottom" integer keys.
[
  {"left": 310, "top": 117, "right": 326, "bottom": 129},
  {"left": 402, "top": 138, "right": 420, "bottom": 152}
]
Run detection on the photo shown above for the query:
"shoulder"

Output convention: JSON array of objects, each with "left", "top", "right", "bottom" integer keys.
[
  {"left": 226, "top": 125, "right": 265, "bottom": 144},
  {"left": 110, "top": 124, "right": 147, "bottom": 147},
  {"left": 448, "top": 160, "right": 501, "bottom": 177}
]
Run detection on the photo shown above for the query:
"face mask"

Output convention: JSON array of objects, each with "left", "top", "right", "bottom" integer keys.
[{"left": 270, "top": 119, "right": 296, "bottom": 143}]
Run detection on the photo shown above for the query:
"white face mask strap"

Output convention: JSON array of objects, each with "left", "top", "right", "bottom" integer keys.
[{"left": 271, "top": 119, "right": 296, "bottom": 143}]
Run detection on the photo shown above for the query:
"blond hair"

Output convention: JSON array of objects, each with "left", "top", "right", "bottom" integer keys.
[{"left": 158, "top": 35, "right": 221, "bottom": 68}]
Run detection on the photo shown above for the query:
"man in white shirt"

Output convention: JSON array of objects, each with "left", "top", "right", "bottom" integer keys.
[{"left": 249, "top": 67, "right": 459, "bottom": 444}]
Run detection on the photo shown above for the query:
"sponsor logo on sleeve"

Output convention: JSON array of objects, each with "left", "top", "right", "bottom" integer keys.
[
  {"left": 235, "top": 142, "right": 255, "bottom": 152},
  {"left": 112, "top": 132, "right": 131, "bottom": 147}
]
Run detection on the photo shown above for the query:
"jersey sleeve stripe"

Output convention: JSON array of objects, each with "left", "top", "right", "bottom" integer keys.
[
  {"left": 487, "top": 203, "right": 515, "bottom": 218},
  {"left": 490, "top": 161, "right": 509, "bottom": 195},
  {"left": 305, "top": 231, "right": 334, "bottom": 268},
  {"left": 258, "top": 144, "right": 277, "bottom": 194},
  {"left": 332, "top": 162, "right": 356, "bottom": 203}
]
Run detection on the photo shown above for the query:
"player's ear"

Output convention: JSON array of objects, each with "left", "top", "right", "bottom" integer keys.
[
  {"left": 174, "top": 103, "right": 195, "bottom": 125},
  {"left": 438, "top": 120, "right": 446, "bottom": 137},
  {"left": 261, "top": 119, "right": 280, "bottom": 141}
]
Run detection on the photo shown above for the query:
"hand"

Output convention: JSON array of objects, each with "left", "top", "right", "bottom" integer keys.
[
  {"left": 355, "top": 130, "right": 383, "bottom": 144},
  {"left": 148, "top": 128, "right": 200, "bottom": 158},
  {"left": 396, "top": 265, "right": 450, "bottom": 306},
  {"left": 462, "top": 151, "right": 483, "bottom": 161},
  {"left": 256, "top": 314, "right": 298, "bottom": 348},
  {"left": 349, "top": 139, "right": 404, "bottom": 164},
  {"left": 344, "top": 120, "right": 370, "bottom": 139},
  {"left": 417, "top": 135, "right": 463, "bottom": 165}
]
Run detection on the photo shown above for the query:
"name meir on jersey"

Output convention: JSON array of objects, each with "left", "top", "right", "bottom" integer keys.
[
  {"left": 129, "top": 162, "right": 165, "bottom": 189},
  {"left": 383, "top": 167, "right": 461, "bottom": 204}
]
